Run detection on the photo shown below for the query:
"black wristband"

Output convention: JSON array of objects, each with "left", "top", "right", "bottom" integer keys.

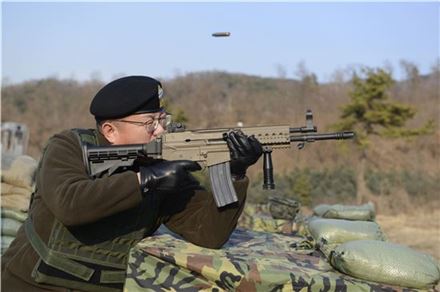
[{"left": 232, "top": 173, "right": 246, "bottom": 181}]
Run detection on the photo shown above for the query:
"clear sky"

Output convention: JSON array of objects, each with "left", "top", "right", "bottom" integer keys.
[{"left": 2, "top": 2, "right": 439, "bottom": 84}]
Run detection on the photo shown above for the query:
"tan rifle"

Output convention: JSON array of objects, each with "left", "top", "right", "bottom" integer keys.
[{"left": 83, "top": 110, "right": 354, "bottom": 207}]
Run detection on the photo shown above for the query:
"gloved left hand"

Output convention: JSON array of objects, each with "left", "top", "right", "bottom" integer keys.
[{"left": 226, "top": 131, "right": 263, "bottom": 179}]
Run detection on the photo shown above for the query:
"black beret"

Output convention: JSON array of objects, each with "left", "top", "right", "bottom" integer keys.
[{"left": 90, "top": 76, "right": 163, "bottom": 119}]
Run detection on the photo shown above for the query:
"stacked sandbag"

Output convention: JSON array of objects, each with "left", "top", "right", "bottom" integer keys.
[
  {"left": 330, "top": 240, "right": 440, "bottom": 289},
  {"left": 2, "top": 155, "right": 37, "bottom": 211},
  {"left": 304, "top": 202, "right": 382, "bottom": 249},
  {"left": 1, "top": 155, "right": 37, "bottom": 254},
  {"left": 1, "top": 208, "right": 27, "bottom": 254},
  {"left": 313, "top": 202, "right": 375, "bottom": 221},
  {"left": 308, "top": 202, "right": 440, "bottom": 289},
  {"left": 303, "top": 217, "right": 385, "bottom": 257},
  {"left": 308, "top": 218, "right": 386, "bottom": 245}
]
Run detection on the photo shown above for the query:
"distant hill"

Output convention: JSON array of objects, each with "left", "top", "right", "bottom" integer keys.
[{"left": 2, "top": 71, "right": 438, "bottom": 176}]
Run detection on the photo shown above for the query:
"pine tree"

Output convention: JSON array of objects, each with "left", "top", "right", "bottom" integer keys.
[{"left": 333, "top": 67, "right": 434, "bottom": 203}]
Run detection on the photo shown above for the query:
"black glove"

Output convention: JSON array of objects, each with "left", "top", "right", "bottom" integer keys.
[
  {"left": 140, "top": 160, "right": 201, "bottom": 195},
  {"left": 226, "top": 131, "right": 263, "bottom": 179}
]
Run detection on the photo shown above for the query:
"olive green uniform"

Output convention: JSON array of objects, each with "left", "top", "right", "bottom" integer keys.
[{"left": 1, "top": 129, "right": 248, "bottom": 291}]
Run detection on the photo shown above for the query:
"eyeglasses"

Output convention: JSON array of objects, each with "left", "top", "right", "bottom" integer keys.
[{"left": 117, "top": 112, "right": 171, "bottom": 133}]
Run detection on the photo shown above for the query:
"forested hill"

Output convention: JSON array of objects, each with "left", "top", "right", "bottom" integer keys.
[{"left": 2, "top": 70, "right": 438, "bottom": 175}]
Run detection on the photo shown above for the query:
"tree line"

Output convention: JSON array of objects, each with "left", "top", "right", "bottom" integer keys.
[{"left": 2, "top": 62, "right": 439, "bottom": 210}]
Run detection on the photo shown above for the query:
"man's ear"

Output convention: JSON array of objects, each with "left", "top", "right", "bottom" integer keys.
[{"left": 100, "top": 121, "right": 118, "bottom": 144}]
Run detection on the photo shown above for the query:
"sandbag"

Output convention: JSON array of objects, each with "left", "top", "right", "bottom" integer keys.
[
  {"left": 1, "top": 193, "right": 32, "bottom": 211},
  {"left": 330, "top": 240, "right": 440, "bottom": 289},
  {"left": 1, "top": 218, "right": 23, "bottom": 237},
  {"left": 307, "top": 218, "right": 385, "bottom": 245},
  {"left": 1, "top": 208, "right": 27, "bottom": 255},
  {"left": 1, "top": 155, "right": 37, "bottom": 189},
  {"left": 1, "top": 182, "right": 32, "bottom": 197},
  {"left": 1, "top": 153, "right": 17, "bottom": 170},
  {"left": 1, "top": 235, "right": 15, "bottom": 246},
  {"left": 1, "top": 208, "right": 28, "bottom": 222},
  {"left": 313, "top": 202, "right": 375, "bottom": 221},
  {"left": 1, "top": 235, "right": 15, "bottom": 254}
]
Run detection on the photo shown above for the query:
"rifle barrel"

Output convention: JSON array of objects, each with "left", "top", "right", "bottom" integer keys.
[{"left": 290, "top": 131, "right": 355, "bottom": 142}]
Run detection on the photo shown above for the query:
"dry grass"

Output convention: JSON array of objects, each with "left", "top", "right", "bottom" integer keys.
[{"left": 376, "top": 208, "right": 440, "bottom": 261}]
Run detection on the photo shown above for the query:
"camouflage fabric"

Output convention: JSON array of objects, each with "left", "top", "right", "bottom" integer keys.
[
  {"left": 237, "top": 199, "right": 301, "bottom": 234},
  {"left": 237, "top": 203, "right": 293, "bottom": 234},
  {"left": 124, "top": 227, "right": 429, "bottom": 291},
  {"left": 268, "top": 196, "right": 301, "bottom": 220}
]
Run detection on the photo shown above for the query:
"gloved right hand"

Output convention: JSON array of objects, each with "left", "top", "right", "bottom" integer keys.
[
  {"left": 139, "top": 160, "right": 201, "bottom": 195},
  {"left": 226, "top": 131, "right": 263, "bottom": 179}
]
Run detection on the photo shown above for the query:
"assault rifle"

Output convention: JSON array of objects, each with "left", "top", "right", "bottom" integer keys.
[{"left": 82, "top": 110, "right": 354, "bottom": 207}]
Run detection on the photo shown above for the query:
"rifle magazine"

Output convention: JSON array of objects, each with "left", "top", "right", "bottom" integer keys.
[{"left": 209, "top": 162, "right": 238, "bottom": 208}]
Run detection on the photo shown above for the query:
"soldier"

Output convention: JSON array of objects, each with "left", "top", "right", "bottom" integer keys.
[{"left": 1, "top": 76, "right": 263, "bottom": 291}]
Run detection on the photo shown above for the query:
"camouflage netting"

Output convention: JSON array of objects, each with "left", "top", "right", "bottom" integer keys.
[{"left": 124, "top": 227, "right": 434, "bottom": 291}]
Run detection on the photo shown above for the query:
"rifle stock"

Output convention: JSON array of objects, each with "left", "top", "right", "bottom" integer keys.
[{"left": 83, "top": 110, "right": 355, "bottom": 207}]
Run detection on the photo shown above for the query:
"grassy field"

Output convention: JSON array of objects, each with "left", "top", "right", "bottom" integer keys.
[
  {"left": 376, "top": 210, "right": 440, "bottom": 291},
  {"left": 376, "top": 209, "right": 440, "bottom": 261}
]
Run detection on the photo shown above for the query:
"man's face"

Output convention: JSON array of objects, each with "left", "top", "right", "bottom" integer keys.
[{"left": 109, "top": 110, "right": 167, "bottom": 145}]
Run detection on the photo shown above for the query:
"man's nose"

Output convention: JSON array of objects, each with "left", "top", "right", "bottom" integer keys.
[{"left": 153, "top": 124, "right": 166, "bottom": 135}]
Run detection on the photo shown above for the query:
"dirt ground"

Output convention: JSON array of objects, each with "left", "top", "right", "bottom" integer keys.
[{"left": 375, "top": 209, "right": 440, "bottom": 261}]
